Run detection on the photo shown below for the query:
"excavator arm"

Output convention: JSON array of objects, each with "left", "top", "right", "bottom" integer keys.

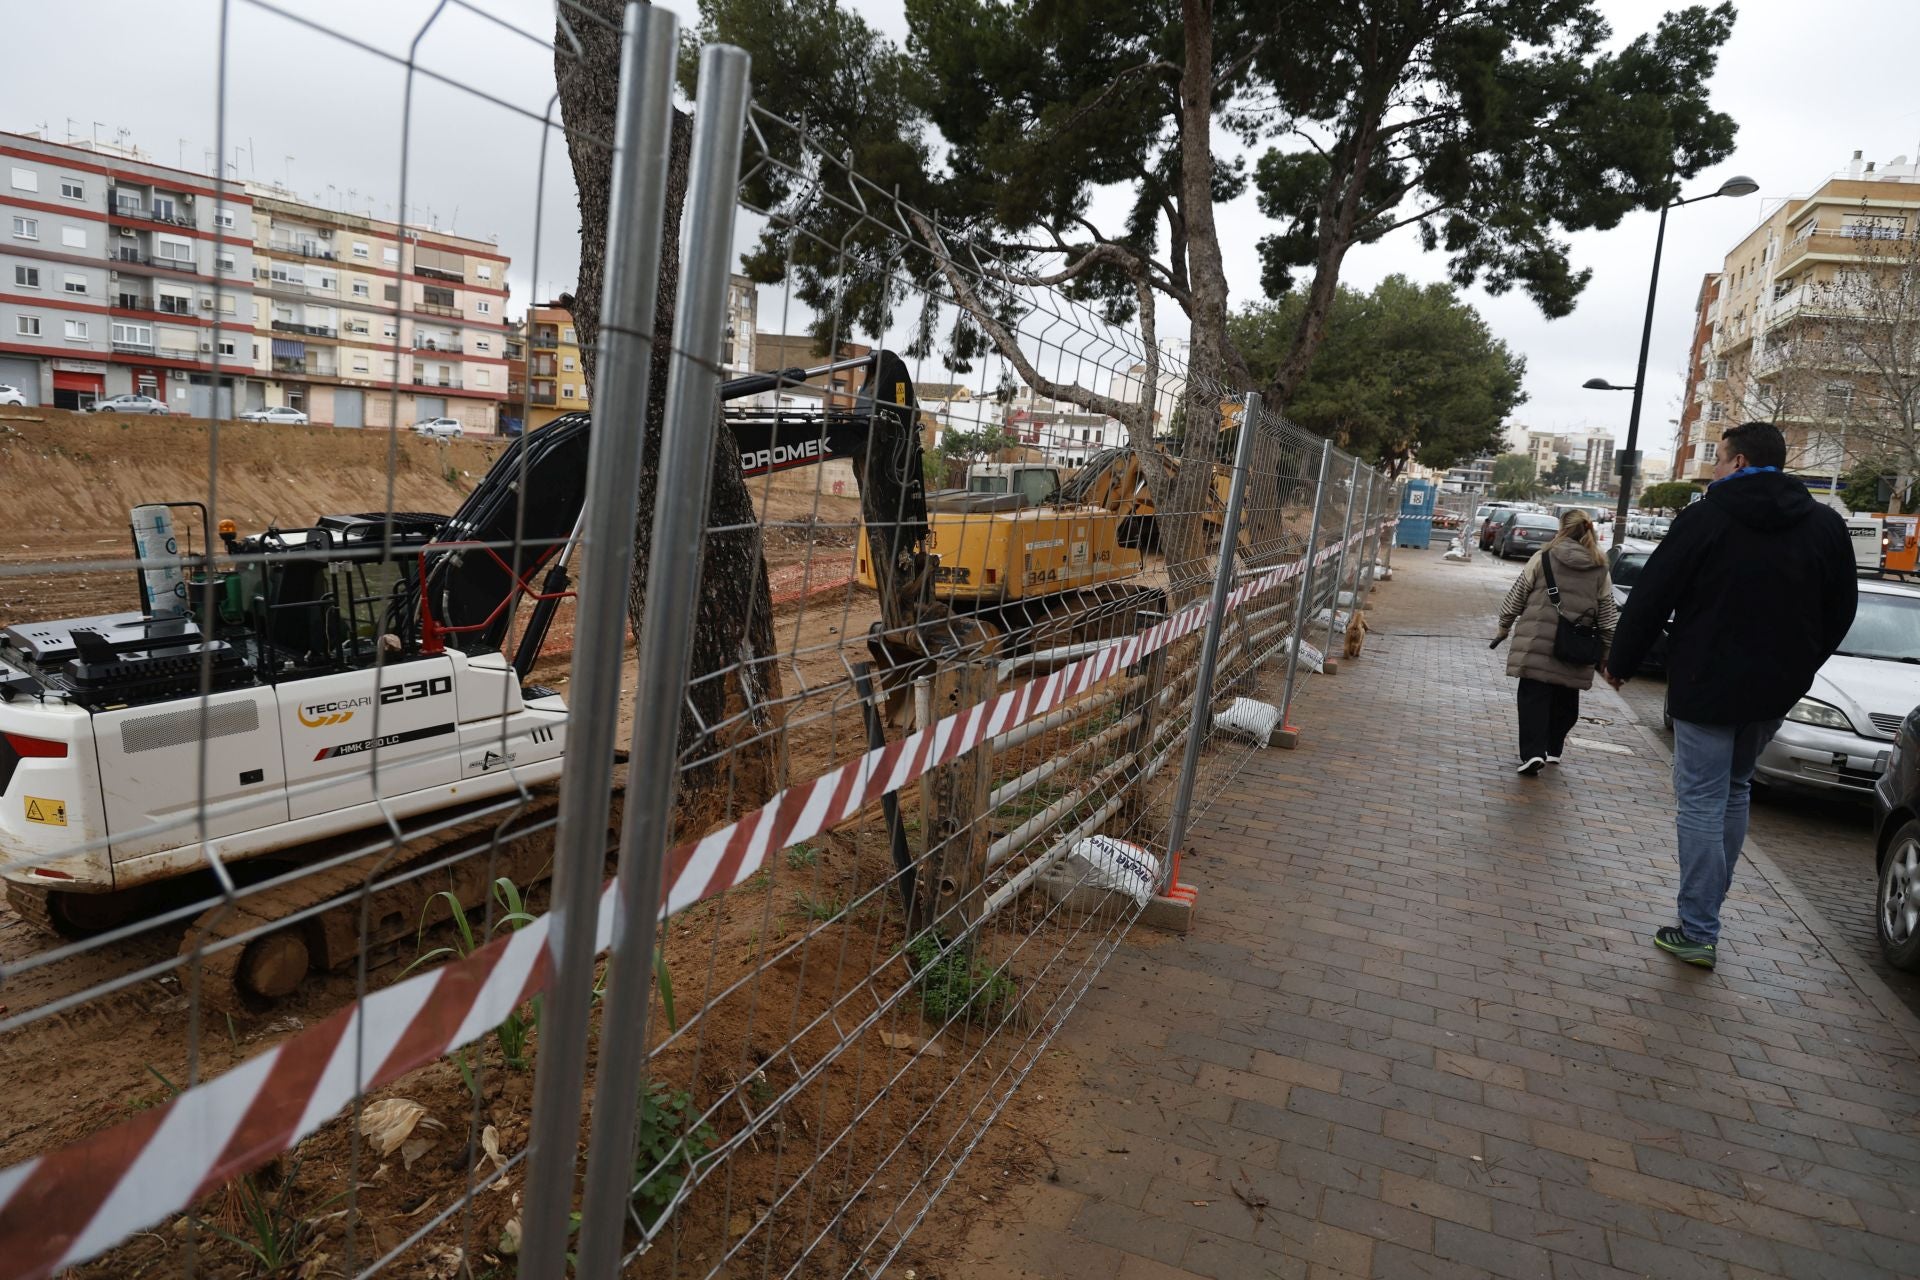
[{"left": 396, "top": 347, "right": 974, "bottom": 689}]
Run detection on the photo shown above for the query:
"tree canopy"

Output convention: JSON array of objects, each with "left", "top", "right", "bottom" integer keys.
[
  {"left": 1230, "top": 275, "right": 1524, "bottom": 476},
  {"left": 700, "top": 0, "right": 1738, "bottom": 414},
  {"left": 1492, "top": 452, "right": 1539, "bottom": 500},
  {"left": 1638, "top": 480, "right": 1701, "bottom": 512},
  {"left": 1548, "top": 456, "right": 1587, "bottom": 492}
]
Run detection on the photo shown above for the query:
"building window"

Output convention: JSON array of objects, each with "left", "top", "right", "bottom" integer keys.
[
  {"left": 62, "top": 272, "right": 87, "bottom": 295},
  {"left": 315, "top": 274, "right": 335, "bottom": 291},
  {"left": 383, "top": 284, "right": 399, "bottom": 303},
  {"left": 561, "top": 356, "right": 575, "bottom": 372},
  {"left": 383, "top": 247, "right": 399, "bottom": 265},
  {"left": 382, "top": 321, "right": 397, "bottom": 339},
  {"left": 14, "top": 265, "right": 40, "bottom": 289},
  {"left": 16, "top": 316, "right": 41, "bottom": 337},
  {"left": 156, "top": 236, "right": 193, "bottom": 263},
  {"left": 60, "top": 177, "right": 84, "bottom": 200},
  {"left": 10, "top": 167, "right": 38, "bottom": 192},
  {"left": 382, "top": 357, "right": 396, "bottom": 377},
  {"left": 562, "top": 385, "right": 574, "bottom": 399},
  {"left": 1825, "top": 382, "right": 1854, "bottom": 416},
  {"left": 422, "top": 285, "right": 455, "bottom": 308},
  {"left": 345, "top": 320, "right": 369, "bottom": 336},
  {"left": 562, "top": 327, "right": 576, "bottom": 344},
  {"left": 351, "top": 281, "right": 369, "bottom": 298},
  {"left": 1702, "top": 441, "right": 1717, "bottom": 463},
  {"left": 151, "top": 196, "right": 178, "bottom": 223},
  {"left": 64, "top": 319, "right": 88, "bottom": 342},
  {"left": 476, "top": 265, "right": 492, "bottom": 281},
  {"left": 475, "top": 368, "right": 491, "bottom": 388},
  {"left": 474, "top": 338, "right": 490, "bottom": 352},
  {"left": 217, "top": 250, "right": 236, "bottom": 273},
  {"left": 13, "top": 216, "right": 39, "bottom": 240},
  {"left": 215, "top": 209, "right": 236, "bottom": 230},
  {"left": 475, "top": 299, "right": 491, "bottom": 315},
  {"left": 353, "top": 357, "right": 370, "bottom": 373},
  {"left": 112, "top": 322, "right": 152, "bottom": 348},
  {"left": 252, "top": 342, "right": 260, "bottom": 361},
  {"left": 352, "top": 242, "right": 369, "bottom": 259},
  {"left": 216, "top": 339, "right": 237, "bottom": 357},
  {"left": 1706, "top": 402, "right": 1725, "bottom": 422},
  {"left": 61, "top": 226, "right": 87, "bottom": 249}
]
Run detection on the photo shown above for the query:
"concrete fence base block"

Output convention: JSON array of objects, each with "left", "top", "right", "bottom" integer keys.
[
  {"left": 1321, "top": 657, "right": 1340, "bottom": 675},
  {"left": 1274, "top": 726, "right": 1301, "bottom": 750},
  {"left": 1138, "top": 893, "right": 1195, "bottom": 935}
]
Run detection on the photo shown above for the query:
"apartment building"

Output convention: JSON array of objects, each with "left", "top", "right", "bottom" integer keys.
[
  {"left": 1, "top": 130, "right": 514, "bottom": 429},
  {"left": 2, "top": 130, "right": 260, "bottom": 413},
  {"left": 1671, "top": 273, "right": 1722, "bottom": 481},
  {"left": 1690, "top": 151, "right": 1920, "bottom": 491},
  {"left": 248, "top": 190, "right": 510, "bottom": 430},
  {"left": 522, "top": 302, "right": 588, "bottom": 431}
]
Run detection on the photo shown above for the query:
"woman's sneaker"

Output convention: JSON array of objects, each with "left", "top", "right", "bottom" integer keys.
[
  {"left": 1545, "top": 753, "right": 1561, "bottom": 765},
  {"left": 1653, "top": 926, "right": 1716, "bottom": 969},
  {"left": 1517, "top": 757, "right": 1546, "bottom": 777}
]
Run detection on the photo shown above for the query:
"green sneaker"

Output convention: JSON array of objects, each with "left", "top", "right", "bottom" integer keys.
[{"left": 1654, "top": 926, "right": 1716, "bottom": 970}]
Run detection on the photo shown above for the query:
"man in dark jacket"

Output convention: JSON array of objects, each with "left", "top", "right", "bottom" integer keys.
[{"left": 1606, "top": 422, "right": 1856, "bottom": 970}]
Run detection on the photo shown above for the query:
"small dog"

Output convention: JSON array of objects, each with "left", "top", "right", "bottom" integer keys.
[{"left": 1344, "top": 610, "right": 1369, "bottom": 659}]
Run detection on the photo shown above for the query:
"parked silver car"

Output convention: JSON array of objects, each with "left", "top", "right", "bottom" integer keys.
[
  {"left": 238, "top": 405, "right": 311, "bottom": 425},
  {"left": 86, "top": 393, "right": 169, "bottom": 415},
  {"left": 1756, "top": 577, "right": 1920, "bottom": 795}
]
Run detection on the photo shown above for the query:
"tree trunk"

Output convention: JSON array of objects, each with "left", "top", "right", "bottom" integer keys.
[
  {"left": 557, "top": 0, "right": 783, "bottom": 815},
  {"left": 1166, "top": 0, "right": 1231, "bottom": 602}
]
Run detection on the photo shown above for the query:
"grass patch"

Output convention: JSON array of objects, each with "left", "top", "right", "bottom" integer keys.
[
  {"left": 907, "top": 932, "right": 1015, "bottom": 1027},
  {"left": 784, "top": 842, "right": 818, "bottom": 869}
]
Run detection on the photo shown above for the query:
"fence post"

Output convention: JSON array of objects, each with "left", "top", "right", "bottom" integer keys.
[
  {"left": 518, "top": 7, "right": 679, "bottom": 1276},
  {"left": 1276, "top": 438, "right": 1332, "bottom": 746},
  {"left": 1122, "top": 609, "right": 1170, "bottom": 827},
  {"left": 1357, "top": 473, "right": 1383, "bottom": 611},
  {"left": 570, "top": 39, "right": 754, "bottom": 1280},
  {"left": 1322, "top": 454, "right": 1364, "bottom": 667},
  {"left": 1163, "top": 392, "right": 1261, "bottom": 880}
]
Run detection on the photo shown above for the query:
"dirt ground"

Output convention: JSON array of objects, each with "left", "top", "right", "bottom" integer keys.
[{"left": 0, "top": 408, "right": 1337, "bottom": 1276}]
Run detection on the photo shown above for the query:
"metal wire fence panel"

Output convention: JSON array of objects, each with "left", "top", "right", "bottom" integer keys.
[{"left": 0, "top": 8, "right": 1397, "bottom": 1278}]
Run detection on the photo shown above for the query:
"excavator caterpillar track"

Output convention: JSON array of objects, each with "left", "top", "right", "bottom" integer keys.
[{"left": 181, "top": 782, "right": 622, "bottom": 1015}]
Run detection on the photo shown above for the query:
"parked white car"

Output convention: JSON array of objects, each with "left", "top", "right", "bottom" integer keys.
[
  {"left": 0, "top": 384, "right": 24, "bottom": 407},
  {"left": 238, "top": 405, "right": 311, "bottom": 425},
  {"left": 86, "top": 393, "right": 169, "bottom": 415},
  {"left": 412, "top": 417, "right": 464, "bottom": 438},
  {"left": 1756, "top": 577, "right": 1920, "bottom": 795}
]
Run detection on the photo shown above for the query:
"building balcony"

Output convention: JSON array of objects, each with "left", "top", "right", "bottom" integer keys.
[
  {"left": 155, "top": 345, "right": 199, "bottom": 362},
  {"left": 114, "top": 295, "right": 154, "bottom": 313},
  {"left": 1777, "top": 227, "right": 1913, "bottom": 274},
  {"left": 109, "top": 190, "right": 196, "bottom": 229},
  {"left": 531, "top": 328, "right": 560, "bottom": 349},
  {"left": 412, "top": 374, "right": 463, "bottom": 390},
  {"left": 529, "top": 389, "right": 557, "bottom": 406},
  {"left": 414, "top": 264, "right": 465, "bottom": 284},
  {"left": 109, "top": 249, "right": 200, "bottom": 277},
  {"left": 273, "top": 357, "right": 337, "bottom": 377},
  {"left": 111, "top": 339, "right": 154, "bottom": 354},
  {"left": 271, "top": 320, "right": 338, "bottom": 339},
  {"left": 268, "top": 240, "right": 337, "bottom": 261},
  {"left": 416, "top": 301, "right": 461, "bottom": 319},
  {"left": 412, "top": 336, "right": 460, "bottom": 352}
]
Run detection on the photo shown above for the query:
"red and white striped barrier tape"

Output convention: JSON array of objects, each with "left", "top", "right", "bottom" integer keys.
[{"left": 0, "top": 517, "right": 1395, "bottom": 1277}]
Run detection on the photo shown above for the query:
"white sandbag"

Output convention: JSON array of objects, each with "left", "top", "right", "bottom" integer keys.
[
  {"left": 1336, "top": 590, "right": 1357, "bottom": 606},
  {"left": 1039, "top": 835, "right": 1162, "bottom": 910},
  {"left": 1311, "top": 607, "right": 1353, "bottom": 632},
  {"left": 1288, "top": 637, "right": 1326, "bottom": 673},
  {"left": 1214, "top": 697, "right": 1282, "bottom": 747},
  {"left": 1373, "top": 560, "right": 1392, "bottom": 581}
]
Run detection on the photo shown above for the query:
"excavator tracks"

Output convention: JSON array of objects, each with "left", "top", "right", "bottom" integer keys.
[{"left": 180, "top": 786, "right": 615, "bottom": 1015}]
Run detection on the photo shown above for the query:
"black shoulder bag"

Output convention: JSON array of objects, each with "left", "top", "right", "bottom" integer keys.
[{"left": 1539, "top": 556, "right": 1604, "bottom": 667}]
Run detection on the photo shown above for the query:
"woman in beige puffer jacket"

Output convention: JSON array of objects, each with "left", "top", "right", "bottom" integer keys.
[{"left": 1495, "top": 509, "right": 1619, "bottom": 776}]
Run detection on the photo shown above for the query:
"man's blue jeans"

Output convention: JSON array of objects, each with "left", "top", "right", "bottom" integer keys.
[{"left": 1670, "top": 718, "right": 1782, "bottom": 944}]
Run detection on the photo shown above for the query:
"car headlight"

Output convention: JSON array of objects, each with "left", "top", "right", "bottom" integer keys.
[{"left": 1786, "top": 697, "right": 1853, "bottom": 731}]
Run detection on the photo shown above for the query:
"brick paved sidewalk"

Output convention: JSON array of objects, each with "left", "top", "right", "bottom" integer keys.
[{"left": 959, "top": 547, "right": 1920, "bottom": 1280}]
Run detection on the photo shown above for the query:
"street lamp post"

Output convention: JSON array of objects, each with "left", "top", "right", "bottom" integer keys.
[{"left": 1588, "top": 174, "right": 1759, "bottom": 548}]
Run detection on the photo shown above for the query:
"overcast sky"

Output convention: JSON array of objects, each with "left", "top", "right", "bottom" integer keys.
[{"left": 7, "top": 0, "right": 1920, "bottom": 456}]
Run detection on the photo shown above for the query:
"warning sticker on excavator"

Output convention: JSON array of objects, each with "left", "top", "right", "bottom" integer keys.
[{"left": 23, "top": 796, "right": 66, "bottom": 826}]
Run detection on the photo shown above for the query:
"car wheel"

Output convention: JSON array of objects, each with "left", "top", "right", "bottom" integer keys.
[{"left": 1878, "top": 822, "right": 1920, "bottom": 970}]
